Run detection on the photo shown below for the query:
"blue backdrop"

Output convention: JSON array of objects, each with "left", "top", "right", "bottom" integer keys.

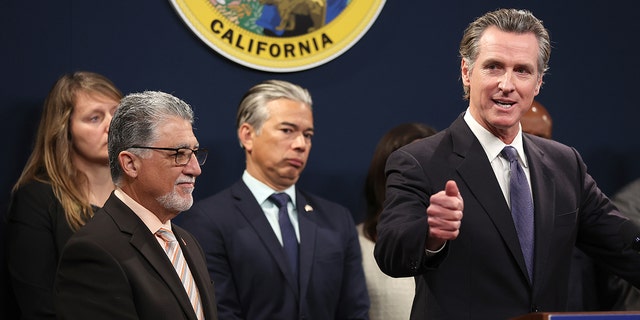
[{"left": 2, "top": 0, "right": 639, "bottom": 224}]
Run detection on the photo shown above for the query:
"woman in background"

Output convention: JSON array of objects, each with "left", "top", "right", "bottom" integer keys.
[
  {"left": 5, "top": 71, "right": 122, "bottom": 319},
  {"left": 359, "top": 122, "right": 437, "bottom": 319}
]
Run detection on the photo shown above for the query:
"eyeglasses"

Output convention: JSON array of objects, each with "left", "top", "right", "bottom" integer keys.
[{"left": 129, "top": 146, "right": 208, "bottom": 166}]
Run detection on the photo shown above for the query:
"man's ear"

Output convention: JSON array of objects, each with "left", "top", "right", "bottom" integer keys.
[
  {"left": 461, "top": 59, "right": 471, "bottom": 85},
  {"left": 118, "top": 151, "right": 140, "bottom": 178},
  {"left": 534, "top": 77, "right": 543, "bottom": 95},
  {"left": 238, "top": 123, "right": 255, "bottom": 152}
]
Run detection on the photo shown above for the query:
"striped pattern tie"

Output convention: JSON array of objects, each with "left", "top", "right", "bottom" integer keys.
[{"left": 156, "top": 228, "right": 204, "bottom": 320}]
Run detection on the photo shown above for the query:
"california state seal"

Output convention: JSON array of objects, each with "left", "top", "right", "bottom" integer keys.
[{"left": 170, "top": 0, "right": 386, "bottom": 72}]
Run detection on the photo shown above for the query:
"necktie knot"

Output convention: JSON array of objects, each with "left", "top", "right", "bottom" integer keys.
[
  {"left": 156, "top": 228, "right": 177, "bottom": 243},
  {"left": 269, "top": 193, "right": 290, "bottom": 209},
  {"left": 501, "top": 145, "right": 519, "bottom": 163}
]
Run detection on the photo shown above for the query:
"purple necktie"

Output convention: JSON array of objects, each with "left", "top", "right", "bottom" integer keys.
[
  {"left": 501, "top": 146, "right": 535, "bottom": 281},
  {"left": 269, "top": 193, "right": 299, "bottom": 282}
]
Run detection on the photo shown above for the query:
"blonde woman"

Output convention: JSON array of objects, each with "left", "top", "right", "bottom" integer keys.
[{"left": 5, "top": 71, "right": 122, "bottom": 319}]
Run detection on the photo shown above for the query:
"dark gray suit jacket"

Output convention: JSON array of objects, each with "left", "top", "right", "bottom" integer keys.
[
  {"left": 55, "top": 192, "right": 218, "bottom": 320},
  {"left": 374, "top": 113, "right": 640, "bottom": 319}
]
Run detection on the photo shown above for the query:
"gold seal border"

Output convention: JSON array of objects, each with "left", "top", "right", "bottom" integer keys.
[{"left": 170, "top": 0, "right": 386, "bottom": 72}]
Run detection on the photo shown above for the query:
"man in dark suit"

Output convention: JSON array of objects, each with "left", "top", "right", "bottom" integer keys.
[
  {"left": 521, "top": 100, "right": 640, "bottom": 312},
  {"left": 55, "top": 91, "right": 218, "bottom": 319},
  {"left": 373, "top": 8, "right": 640, "bottom": 320},
  {"left": 176, "top": 80, "right": 369, "bottom": 319}
]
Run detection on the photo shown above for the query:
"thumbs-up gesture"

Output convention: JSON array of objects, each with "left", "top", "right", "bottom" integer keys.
[{"left": 425, "top": 180, "right": 464, "bottom": 251}]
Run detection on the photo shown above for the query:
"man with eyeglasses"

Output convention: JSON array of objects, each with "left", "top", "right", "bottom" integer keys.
[{"left": 54, "top": 91, "right": 218, "bottom": 320}]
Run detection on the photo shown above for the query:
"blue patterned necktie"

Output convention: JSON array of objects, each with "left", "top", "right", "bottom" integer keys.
[
  {"left": 268, "top": 193, "right": 299, "bottom": 281},
  {"left": 501, "top": 146, "right": 535, "bottom": 281}
]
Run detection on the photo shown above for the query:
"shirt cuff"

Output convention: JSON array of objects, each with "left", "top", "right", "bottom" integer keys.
[{"left": 425, "top": 241, "right": 446, "bottom": 257}]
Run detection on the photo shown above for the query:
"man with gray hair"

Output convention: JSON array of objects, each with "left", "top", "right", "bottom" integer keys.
[
  {"left": 55, "top": 91, "right": 218, "bottom": 320},
  {"left": 176, "top": 80, "right": 370, "bottom": 319}
]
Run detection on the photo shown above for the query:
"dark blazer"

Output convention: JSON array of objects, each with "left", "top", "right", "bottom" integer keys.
[
  {"left": 54, "top": 193, "right": 218, "bottom": 320},
  {"left": 4, "top": 180, "right": 74, "bottom": 319},
  {"left": 176, "top": 180, "right": 370, "bottom": 320},
  {"left": 374, "top": 113, "right": 640, "bottom": 320}
]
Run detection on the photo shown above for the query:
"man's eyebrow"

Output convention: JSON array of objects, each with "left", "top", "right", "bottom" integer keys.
[
  {"left": 174, "top": 143, "right": 200, "bottom": 149},
  {"left": 280, "top": 121, "right": 297, "bottom": 127},
  {"left": 278, "top": 121, "right": 314, "bottom": 132},
  {"left": 482, "top": 58, "right": 502, "bottom": 66}
]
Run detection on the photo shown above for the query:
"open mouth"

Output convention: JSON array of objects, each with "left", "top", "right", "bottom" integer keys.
[{"left": 494, "top": 100, "right": 515, "bottom": 109}]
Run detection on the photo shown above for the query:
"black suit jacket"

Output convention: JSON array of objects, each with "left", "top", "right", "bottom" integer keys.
[
  {"left": 55, "top": 193, "right": 218, "bottom": 320},
  {"left": 176, "top": 180, "right": 370, "bottom": 320},
  {"left": 4, "top": 180, "right": 74, "bottom": 319},
  {"left": 374, "top": 113, "right": 640, "bottom": 319}
]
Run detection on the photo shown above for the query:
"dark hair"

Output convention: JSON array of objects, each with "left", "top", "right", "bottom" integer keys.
[{"left": 363, "top": 123, "right": 437, "bottom": 242}]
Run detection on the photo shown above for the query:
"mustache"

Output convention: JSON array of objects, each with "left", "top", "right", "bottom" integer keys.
[{"left": 176, "top": 177, "right": 196, "bottom": 184}]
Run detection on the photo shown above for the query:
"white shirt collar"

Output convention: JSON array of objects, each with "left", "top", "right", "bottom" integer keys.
[
  {"left": 463, "top": 108, "right": 528, "bottom": 167},
  {"left": 242, "top": 170, "right": 297, "bottom": 205}
]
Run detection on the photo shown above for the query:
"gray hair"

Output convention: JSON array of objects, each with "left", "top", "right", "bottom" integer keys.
[
  {"left": 235, "top": 80, "right": 312, "bottom": 147},
  {"left": 459, "top": 8, "right": 551, "bottom": 100},
  {"left": 109, "top": 91, "right": 194, "bottom": 185}
]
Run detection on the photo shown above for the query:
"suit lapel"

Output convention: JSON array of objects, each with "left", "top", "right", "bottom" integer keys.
[
  {"left": 103, "top": 194, "right": 197, "bottom": 320},
  {"left": 523, "top": 136, "right": 556, "bottom": 289},
  {"left": 173, "top": 226, "right": 216, "bottom": 318},
  {"left": 232, "top": 181, "right": 300, "bottom": 297},
  {"left": 450, "top": 117, "right": 531, "bottom": 283},
  {"left": 296, "top": 190, "right": 316, "bottom": 302}
]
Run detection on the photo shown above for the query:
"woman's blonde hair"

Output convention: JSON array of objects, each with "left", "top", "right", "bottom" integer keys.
[{"left": 12, "top": 71, "right": 122, "bottom": 231}]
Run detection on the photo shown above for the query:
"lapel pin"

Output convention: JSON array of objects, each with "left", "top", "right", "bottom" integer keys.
[{"left": 304, "top": 204, "right": 313, "bottom": 212}]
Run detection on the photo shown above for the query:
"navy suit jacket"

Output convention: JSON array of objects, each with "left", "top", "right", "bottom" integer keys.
[
  {"left": 176, "top": 180, "right": 370, "bottom": 320},
  {"left": 55, "top": 193, "right": 218, "bottom": 320},
  {"left": 374, "top": 113, "right": 640, "bottom": 320}
]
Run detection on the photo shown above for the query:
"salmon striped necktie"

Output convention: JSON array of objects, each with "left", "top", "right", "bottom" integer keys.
[{"left": 156, "top": 228, "right": 205, "bottom": 319}]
